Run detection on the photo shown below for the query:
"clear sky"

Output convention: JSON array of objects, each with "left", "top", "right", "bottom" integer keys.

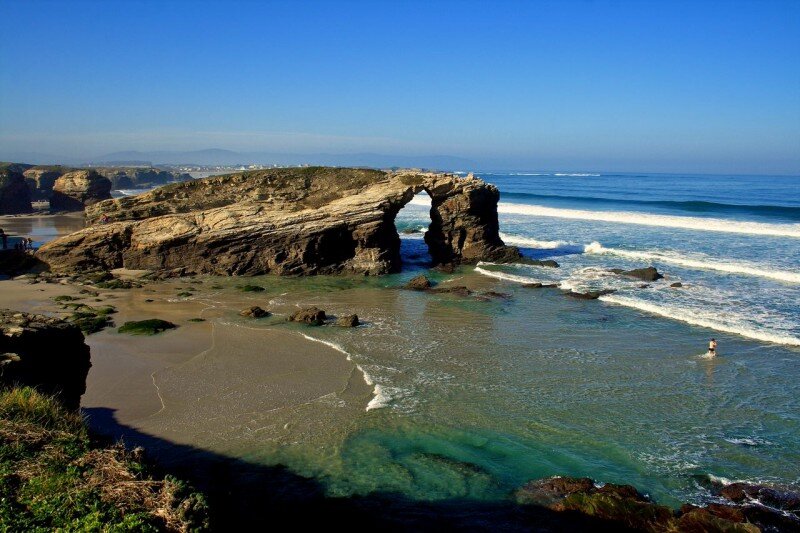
[{"left": 1, "top": 0, "right": 799, "bottom": 173}]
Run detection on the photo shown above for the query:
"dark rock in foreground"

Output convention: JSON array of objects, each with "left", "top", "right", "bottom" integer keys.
[
  {"left": 289, "top": 307, "right": 326, "bottom": 326},
  {"left": 0, "top": 169, "right": 33, "bottom": 214},
  {"left": 50, "top": 170, "right": 112, "bottom": 212},
  {"left": 0, "top": 310, "right": 91, "bottom": 409},
  {"left": 565, "top": 289, "right": 616, "bottom": 300},
  {"left": 335, "top": 314, "right": 359, "bottom": 327},
  {"left": 240, "top": 306, "right": 270, "bottom": 318},
  {"left": 611, "top": 266, "right": 663, "bottom": 282},
  {"left": 38, "top": 167, "right": 520, "bottom": 275}
]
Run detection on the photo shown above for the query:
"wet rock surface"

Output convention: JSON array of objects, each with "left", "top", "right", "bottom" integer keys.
[{"left": 289, "top": 307, "right": 327, "bottom": 326}]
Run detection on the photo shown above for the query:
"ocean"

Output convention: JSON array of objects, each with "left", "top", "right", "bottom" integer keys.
[{"left": 23, "top": 171, "right": 800, "bottom": 511}]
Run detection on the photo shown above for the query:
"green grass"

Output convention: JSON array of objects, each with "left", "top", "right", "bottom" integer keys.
[
  {"left": 0, "top": 387, "right": 209, "bottom": 531},
  {"left": 118, "top": 319, "right": 177, "bottom": 335}
]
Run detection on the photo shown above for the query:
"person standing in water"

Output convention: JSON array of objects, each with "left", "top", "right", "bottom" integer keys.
[{"left": 708, "top": 338, "right": 717, "bottom": 356}]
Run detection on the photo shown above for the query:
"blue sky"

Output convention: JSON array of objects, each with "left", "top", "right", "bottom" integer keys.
[{"left": 1, "top": 0, "right": 798, "bottom": 173}]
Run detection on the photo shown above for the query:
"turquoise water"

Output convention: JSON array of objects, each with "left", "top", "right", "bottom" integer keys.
[{"left": 87, "top": 172, "right": 800, "bottom": 509}]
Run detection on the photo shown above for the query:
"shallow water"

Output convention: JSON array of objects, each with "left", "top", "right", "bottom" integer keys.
[{"left": 10, "top": 172, "right": 800, "bottom": 510}]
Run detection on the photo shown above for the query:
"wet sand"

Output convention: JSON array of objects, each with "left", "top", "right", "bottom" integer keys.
[{"left": 0, "top": 215, "right": 374, "bottom": 464}]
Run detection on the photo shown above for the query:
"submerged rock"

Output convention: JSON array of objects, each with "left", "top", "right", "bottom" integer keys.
[
  {"left": 670, "top": 282, "right": 683, "bottom": 288},
  {"left": 240, "top": 306, "right": 270, "bottom": 318},
  {"left": 429, "top": 285, "right": 473, "bottom": 297},
  {"left": 564, "top": 289, "right": 616, "bottom": 300},
  {"left": 522, "top": 282, "right": 559, "bottom": 289},
  {"left": 0, "top": 310, "right": 91, "bottom": 409},
  {"left": 117, "top": 319, "right": 177, "bottom": 335},
  {"left": 335, "top": 314, "right": 359, "bottom": 327},
  {"left": 289, "top": 307, "right": 326, "bottom": 326},
  {"left": 611, "top": 266, "right": 663, "bottom": 282},
  {"left": 518, "top": 257, "right": 560, "bottom": 268},
  {"left": 38, "top": 167, "right": 520, "bottom": 275},
  {"left": 50, "top": 170, "right": 112, "bottom": 212},
  {"left": 0, "top": 169, "right": 33, "bottom": 214},
  {"left": 404, "top": 274, "right": 433, "bottom": 291}
]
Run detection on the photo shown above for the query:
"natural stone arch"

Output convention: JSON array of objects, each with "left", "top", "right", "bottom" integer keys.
[{"left": 37, "top": 167, "right": 520, "bottom": 276}]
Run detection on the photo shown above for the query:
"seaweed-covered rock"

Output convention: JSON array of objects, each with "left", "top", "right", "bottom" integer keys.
[
  {"left": 118, "top": 319, "right": 177, "bottom": 335},
  {"left": 611, "top": 266, "right": 663, "bottom": 282},
  {"left": 564, "top": 289, "right": 616, "bottom": 300},
  {"left": 0, "top": 310, "right": 91, "bottom": 409},
  {"left": 335, "top": 314, "right": 359, "bottom": 327},
  {"left": 288, "top": 307, "right": 326, "bottom": 326},
  {"left": 240, "top": 306, "right": 270, "bottom": 318}
]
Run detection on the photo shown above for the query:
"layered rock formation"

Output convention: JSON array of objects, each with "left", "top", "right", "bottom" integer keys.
[
  {"left": 23, "top": 167, "right": 68, "bottom": 200},
  {"left": 0, "top": 169, "right": 33, "bottom": 214},
  {"left": 49, "top": 170, "right": 112, "bottom": 212},
  {"left": 38, "top": 167, "right": 519, "bottom": 275},
  {"left": 0, "top": 310, "right": 91, "bottom": 409}
]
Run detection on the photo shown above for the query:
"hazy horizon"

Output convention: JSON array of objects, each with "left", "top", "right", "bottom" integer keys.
[{"left": 1, "top": 0, "right": 799, "bottom": 175}]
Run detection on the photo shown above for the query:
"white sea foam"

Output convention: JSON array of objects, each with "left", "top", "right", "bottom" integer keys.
[
  {"left": 499, "top": 232, "right": 573, "bottom": 249},
  {"left": 553, "top": 173, "right": 601, "bottom": 177},
  {"left": 497, "top": 203, "right": 800, "bottom": 238},
  {"left": 474, "top": 264, "right": 544, "bottom": 284},
  {"left": 598, "top": 295, "right": 800, "bottom": 346},
  {"left": 584, "top": 242, "right": 800, "bottom": 284},
  {"left": 300, "top": 334, "right": 389, "bottom": 410}
]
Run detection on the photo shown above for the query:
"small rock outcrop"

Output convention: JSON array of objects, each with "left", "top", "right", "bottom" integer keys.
[
  {"left": 565, "top": 289, "right": 616, "bottom": 300},
  {"left": 38, "top": 167, "right": 520, "bottom": 275},
  {"left": 240, "top": 306, "right": 270, "bottom": 318},
  {"left": 0, "top": 310, "right": 91, "bottom": 409},
  {"left": 50, "top": 170, "right": 112, "bottom": 212},
  {"left": 96, "top": 167, "right": 192, "bottom": 189},
  {"left": 611, "top": 266, "right": 663, "bottom": 282},
  {"left": 404, "top": 275, "right": 433, "bottom": 291},
  {"left": 335, "top": 314, "right": 359, "bottom": 327},
  {"left": 289, "top": 307, "right": 326, "bottom": 326},
  {"left": 0, "top": 169, "right": 33, "bottom": 214}
]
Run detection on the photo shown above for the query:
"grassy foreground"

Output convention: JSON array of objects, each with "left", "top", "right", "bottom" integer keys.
[{"left": 0, "top": 387, "right": 208, "bottom": 531}]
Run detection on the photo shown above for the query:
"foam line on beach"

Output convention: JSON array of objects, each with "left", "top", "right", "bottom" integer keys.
[
  {"left": 598, "top": 294, "right": 800, "bottom": 346},
  {"left": 584, "top": 242, "right": 800, "bottom": 284},
  {"left": 497, "top": 203, "right": 800, "bottom": 238},
  {"left": 300, "top": 334, "right": 388, "bottom": 411}
]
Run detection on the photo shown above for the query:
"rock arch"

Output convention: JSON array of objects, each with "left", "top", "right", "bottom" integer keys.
[{"left": 37, "top": 167, "right": 520, "bottom": 275}]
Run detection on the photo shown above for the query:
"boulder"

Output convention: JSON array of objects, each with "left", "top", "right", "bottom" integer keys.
[
  {"left": 670, "top": 282, "right": 683, "bottom": 288},
  {"left": 404, "top": 275, "right": 433, "bottom": 290},
  {"left": 240, "top": 306, "right": 270, "bottom": 318},
  {"left": 0, "top": 310, "right": 91, "bottom": 409},
  {"left": 289, "top": 307, "right": 326, "bottom": 326},
  {"left": 611, "top": 266, "right": 663, "bottom": 282},
  {"left": 335, "top": 314, "right": 359, "bottom": 327},
  {"left": 0, "top": 169, "right": 33, "bottom": 214},
  {"left": 38, "top": 167, "right": 520, "bottom": 275},
  {"left": 50, "top": 170, "right": 112, "bottom": 212},
  {"left": 518, "top": 257, "right": 560, "bottom": 268}
]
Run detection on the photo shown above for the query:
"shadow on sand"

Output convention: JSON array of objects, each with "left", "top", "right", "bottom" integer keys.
[{"left": 85, "top": 407, "right": 628, "bottom": 532}]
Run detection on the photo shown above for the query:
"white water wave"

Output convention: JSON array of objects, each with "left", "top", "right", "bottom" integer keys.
[
  {"left": 499, "top": 232, "right": 574, "bottom": 249},
  {"left": 300, "top": 334, "right": 389, "bottom": 410},
  {"left": 498, "top": 203, "right": 800, "bottom": 238},
  {"left": 584, "top": 242, "right": 800, "bottom": 284},
  {"left": 598, "top": 294, "right": 800, "bottom": 346},
  {"left": 474, "top": 264, "right": 547, "bottom": 284}
]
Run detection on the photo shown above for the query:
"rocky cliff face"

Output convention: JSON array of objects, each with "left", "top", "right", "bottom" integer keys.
[
  {"left": 38, "top": 167, "right": 519, "bottom": 275},
  {"left": 0, "top": 169, "right": 33, "bottom": 214},
  {"left": 0, "top": 310, "right": 91, "bottom": 409},
  {"left": 23, "top": 167, "right": 67, "bottom": 200},
  {"left": 50, "top": 170, "right": 112, "bottom": 212}
]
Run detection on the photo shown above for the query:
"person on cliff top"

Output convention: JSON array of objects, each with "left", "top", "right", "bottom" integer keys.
[{"left": 708, "top": 338, "right": 717, "bottom": 356}]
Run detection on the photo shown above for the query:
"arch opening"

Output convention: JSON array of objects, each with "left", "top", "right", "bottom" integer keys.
[{"left": 394, "top": 190, "right": 434, "bottom": 271}]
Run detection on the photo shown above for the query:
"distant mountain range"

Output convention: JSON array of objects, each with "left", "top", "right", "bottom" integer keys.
[{"left": 0, "top": 148, "right": 478, "bottom": 172}]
